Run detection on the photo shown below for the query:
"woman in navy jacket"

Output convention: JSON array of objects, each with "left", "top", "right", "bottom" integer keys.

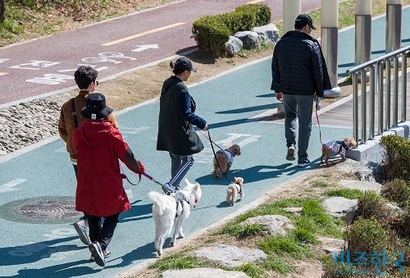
[{"left": 157, "top": 57, "right": 208, "bottom": 193}]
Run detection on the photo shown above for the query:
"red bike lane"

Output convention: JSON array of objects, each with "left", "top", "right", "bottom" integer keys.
[{"left": 0, "top": 0, "right": 321, "bottom": 105}]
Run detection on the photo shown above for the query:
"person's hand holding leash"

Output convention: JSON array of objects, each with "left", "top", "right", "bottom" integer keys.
[
  {"left": 316, "top": 97, "right": 321, "bottom": 111},
  {"left": 202, "top": 124, "right": 209, "bottom": 131},
  {"left": 275, "top": 92, "right": 283, "bottom": 101},
  {"left": 136, "top": 160, "right": 145, "bottom": 174}
]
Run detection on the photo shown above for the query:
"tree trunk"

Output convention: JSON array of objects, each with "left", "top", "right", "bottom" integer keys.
[{"left": 0, "top": 0, "right": 5, "bottom": 23}]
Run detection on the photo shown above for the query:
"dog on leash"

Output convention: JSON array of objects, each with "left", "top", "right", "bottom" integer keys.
[
  {"left": 213, "top": 144, "right": 241, "bottom": 178},
  {"left": 226, "top": 177, "right": 244, "bottom": 206},
  {"left": 321, "top": 137, "right": 357, "bottom": 166},
  {"left": 147, "top": 179, "right": 202, "bottom": 257}
]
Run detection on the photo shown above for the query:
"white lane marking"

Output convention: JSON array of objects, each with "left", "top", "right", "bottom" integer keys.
[
  {"left": 132, "top": 44, "right": 159, "bottom": 52},
  {"left": 102, "top": 22, "right": 185, "bottom": 46},
  {"left": 0, "top": 178, "right": 26, "bottom": 193}
]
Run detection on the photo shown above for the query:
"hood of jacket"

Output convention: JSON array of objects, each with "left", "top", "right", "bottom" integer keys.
[
  {"left": 76, "top": 120, "right": 113, "bottom": 148},
  {"left": 161, "top": 76, "right": 182, "bottom": 95}
]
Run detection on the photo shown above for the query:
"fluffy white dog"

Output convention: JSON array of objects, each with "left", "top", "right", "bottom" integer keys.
[{"left": 147, "top": 179, "right": 202, "bottom": 257}]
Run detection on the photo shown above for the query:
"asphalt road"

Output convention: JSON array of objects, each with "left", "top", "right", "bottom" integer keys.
[{"left": 0, "top": 0, "right": 322, "bottom": 105}]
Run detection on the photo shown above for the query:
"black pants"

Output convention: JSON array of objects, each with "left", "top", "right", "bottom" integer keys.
[{"left": 87, "top": 214, "right": 119, "bottom": 251}]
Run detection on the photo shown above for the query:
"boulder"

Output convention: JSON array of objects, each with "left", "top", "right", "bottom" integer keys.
[
  {"left": 323, "top": 197, "right": 358, "bottom": 223},
  {"left": 253, "top": 23, "right": 280, "bottom": 45},
  {"left": 225, "top": 36, "right": 243, "bottom": 56},
  {"left": 233, "top": 31, "right": 261, "bottom": 50}
]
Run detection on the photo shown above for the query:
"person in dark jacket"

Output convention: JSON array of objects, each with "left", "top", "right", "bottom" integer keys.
[
  {"left": 271, "top": 14, "right": 331, "bottom": 167},
  {"left": 72, "top": 93, "right": 145, "bottom": 267},
  {"left": 156, "top": 57, "right": 208, "bottom": 193}
]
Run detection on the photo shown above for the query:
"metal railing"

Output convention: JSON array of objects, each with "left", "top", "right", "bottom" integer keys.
[{"left": 346, "top": 45, "right": 410, "bottom": 143}]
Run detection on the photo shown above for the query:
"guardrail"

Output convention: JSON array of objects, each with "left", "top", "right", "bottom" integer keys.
[{"left": 346, "top": 45, "right": 410, "bottom": 143}]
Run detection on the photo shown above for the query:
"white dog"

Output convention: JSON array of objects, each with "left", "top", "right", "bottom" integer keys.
[{"left": 147, "top": 178, "right": 202, "bottom": 257}]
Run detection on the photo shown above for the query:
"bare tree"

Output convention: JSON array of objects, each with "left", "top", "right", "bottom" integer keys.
[{"left": 0, "top": 0, "right": 5, "bottom": 23}]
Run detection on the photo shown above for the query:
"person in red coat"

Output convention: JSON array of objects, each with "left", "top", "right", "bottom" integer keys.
[{"left": 72, "top": 93, "right": 145, "bottom": 267}]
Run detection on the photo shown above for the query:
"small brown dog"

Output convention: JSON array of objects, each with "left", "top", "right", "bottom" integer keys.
[
  {"left": 226, "top": 177, "right": 244, "bottom": 206},
  {"left": 321, "top": 137, "right": 357, "bottom": 165},
  {"left": 213, "top": 144, "right": 241, "bottom": 178}
]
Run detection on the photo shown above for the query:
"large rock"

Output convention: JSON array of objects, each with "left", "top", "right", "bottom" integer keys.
[
  {"left": 225, "top": 36, "right": 243, "bottom": 56},
  {"left": 323, "top": 197, "right": 358, "bottom": 223},
  {"left": 242, "top": 215, "right": 295, "bottom": 235},
  {"left": 194, "top": 244, "right": 266, "bottom": 267},
  {"left": 253, "top": 23, "right": 280, "bottom": 45},
  {"left": 233, "top": 31, "right": 261, "bottom": 50}
]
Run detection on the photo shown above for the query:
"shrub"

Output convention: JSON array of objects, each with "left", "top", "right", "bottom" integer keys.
[
  {"left": 381, "top": 179, "right": 410, "bottom": 208},
  {"left": 344, "top": 217, "right": 389, "bottom": 255},
  {"left": 391, "top": 208, "right": 410, "bottom": 240},
  {"left": 379, "top": 134, "right": 410, "bottom": 182},
  {"left": 355, "top": 191, "right": 391, "bottom": 227},
  {"left": 192, "top": 4, "right": 271, "bottom": 57},
  {"left": 191, "top": 15, "right": 231, "bottom": 57}
]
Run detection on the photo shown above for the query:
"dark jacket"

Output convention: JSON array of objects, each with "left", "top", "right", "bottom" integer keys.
[
  {"left": 72, "top": 120, "right": 138, "bottom": 217},
  {"left": 156, "top": 76, "right": 206, "bottom": 155},
  {"left": 271, "top": 30, "right": 331, "bottom": 97}
]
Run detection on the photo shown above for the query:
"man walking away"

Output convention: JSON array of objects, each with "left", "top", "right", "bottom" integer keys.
[{"left": 271, "top": 14, "right": 331, "bottom": 167}]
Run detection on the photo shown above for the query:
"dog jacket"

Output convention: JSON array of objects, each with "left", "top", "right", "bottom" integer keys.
[
  {"left": 217, "top": 149, "right": 234, "bottom": 165},
  {"left": 323, "top": 140, "right": 349, "bottom": 156},
  {"left": 230, "top": 182, "right": 243, "bottom": 195}
]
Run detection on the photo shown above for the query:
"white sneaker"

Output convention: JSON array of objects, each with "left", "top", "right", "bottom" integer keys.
[
  {"left": 89, "top": 241, "right": 105, "bottom": 267},
  {"left": 74, "top": 219, "right": 91, "bottom": 246}
]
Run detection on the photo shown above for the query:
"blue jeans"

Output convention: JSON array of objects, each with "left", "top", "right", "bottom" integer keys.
[
  {"left": 283, "top": 94, "right": 314, "bottom": 163},
  {"left": 168, "top": 153, "right": 194, "bottom": 188}
]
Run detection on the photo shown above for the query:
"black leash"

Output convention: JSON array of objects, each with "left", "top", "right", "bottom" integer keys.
[
  {"left": 200, "top": 130, "right": 223, "bottom": 150},
  {"left": 206, "top": 129, "right": 232, "bottom": 184}
]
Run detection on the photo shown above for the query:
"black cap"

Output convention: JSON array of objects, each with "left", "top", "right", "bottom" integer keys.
[
  {"left": 81, "top": 93, "right": 113, "bottom": 120},
  {"left": 295, "top": 14, "right": 316, "bottom": 30},
  {"left": 174, "top": 57, "right": 197, "bottom": 73}
]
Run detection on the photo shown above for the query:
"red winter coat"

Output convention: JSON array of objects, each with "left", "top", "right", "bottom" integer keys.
[{"left": 72, "top": 120, "right": 133, "bottom": 217}]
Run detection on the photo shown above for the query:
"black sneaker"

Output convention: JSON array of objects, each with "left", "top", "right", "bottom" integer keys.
[
  {"left": 89, "top": 242, "right": 105, "bottom": 267},
  {"left": 286, "top": 145, "right": 296, "bottom": 161},
  {"left": 297, "top": 159, "right": 311, "bottom": 168}
]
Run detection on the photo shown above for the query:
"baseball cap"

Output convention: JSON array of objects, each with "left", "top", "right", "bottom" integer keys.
[
  {"left": 295, "top": 14, "right": 316, "bottom": 30},
  {"left": 174, "top": 57, "right": 197, "bottom": 73}
]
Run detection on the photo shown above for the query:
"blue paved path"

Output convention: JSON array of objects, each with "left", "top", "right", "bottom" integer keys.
[{"left": 0, "top": 6, "right": 409, "bottom": 278}]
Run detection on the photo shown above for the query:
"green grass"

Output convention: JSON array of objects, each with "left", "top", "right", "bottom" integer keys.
[
  {"left": 312, "top": 179, "right": 337, "bottom": 188},
  {"left": 219, "top": 222, "right": 267, "bottom": 239},
  {"left": 149, "top": 252, "right": 208, "bottom": 271},
  {"left": 325, "top": 188, "right": 365, "bottom": 199}
]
